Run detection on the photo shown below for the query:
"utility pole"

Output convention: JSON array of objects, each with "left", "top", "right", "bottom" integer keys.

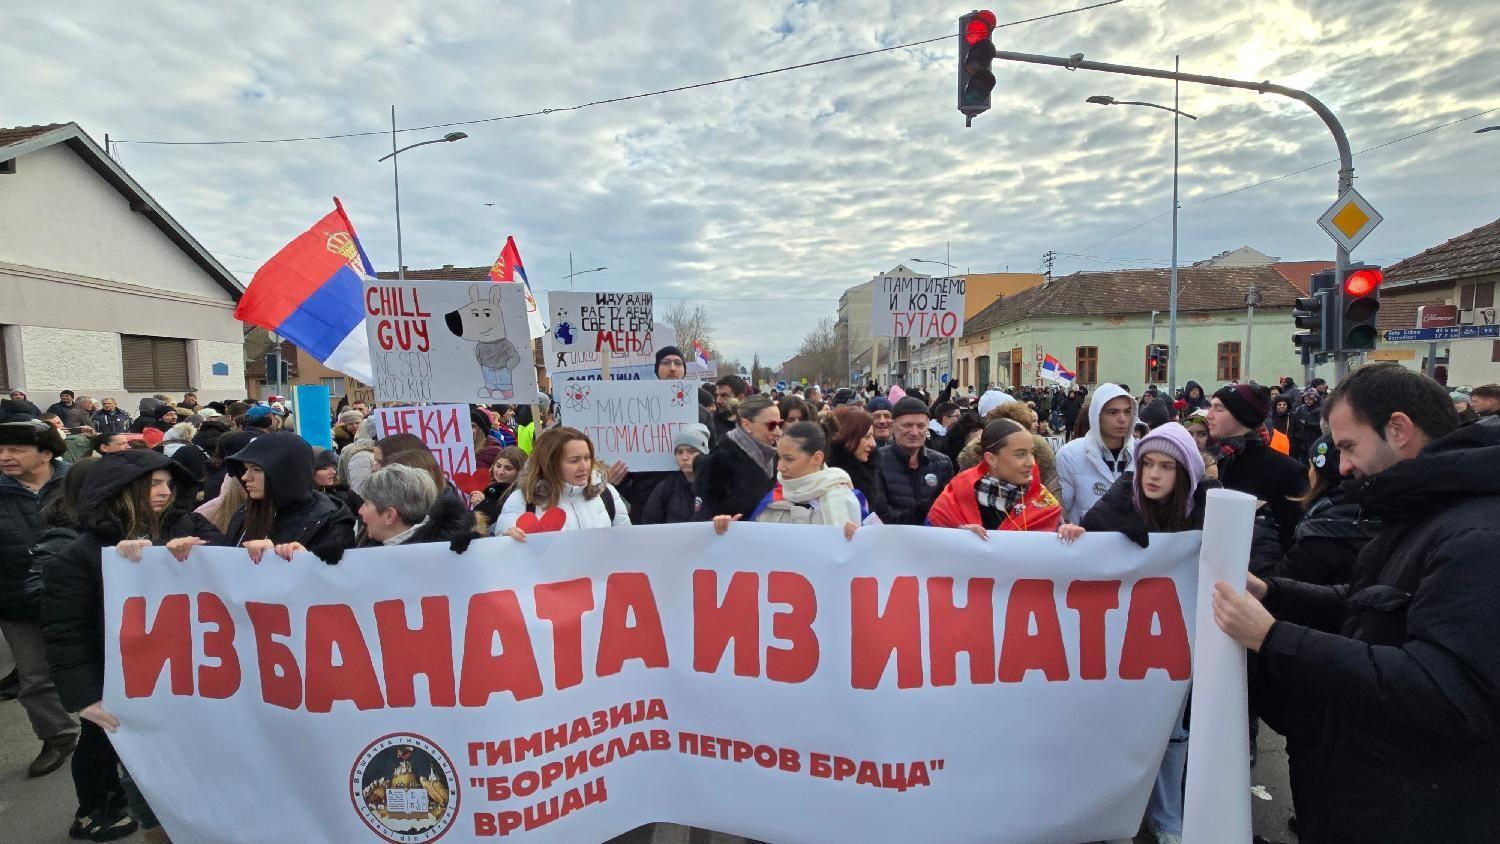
[
  {"left": 1169, "top": 54, "right": 1181, "bottom": 394},
  {"left": 1244, "top": 285, "right": 1262, "bottom": 382}
]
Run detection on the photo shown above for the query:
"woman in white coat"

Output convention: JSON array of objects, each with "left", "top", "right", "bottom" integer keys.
[
  {"left": 712, "top": 421, "right": 870, "bottom": 540},
  {"left": 495, "top": 427, "right": 630, "bottom": 541}
]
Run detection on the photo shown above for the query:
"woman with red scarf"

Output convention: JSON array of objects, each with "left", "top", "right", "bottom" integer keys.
[{"left": 928, "top": 418, "right": 1077, "bottom": 539}]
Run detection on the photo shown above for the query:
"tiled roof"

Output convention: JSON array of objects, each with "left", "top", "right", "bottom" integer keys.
[
  {"left": 1272, "top": 260, "right": 1335, "bottom": 294},
  {"left": 1386, "top": 216, "right": 1500, "bottom": 284},
  {"left": 0, "top": 123, "right": 67, "bottom": 148},
  {"left": 1378, "top": 300, "right": 1447, "bottom": 331},
  {"left": 961, "top": 265, "right": 1300, "bottom": 337},
  {"left": 375, "top": 265, "right": 490, "bottom": 281}
]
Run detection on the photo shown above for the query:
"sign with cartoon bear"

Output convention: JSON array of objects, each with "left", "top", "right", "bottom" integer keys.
[{"left": 362, "top": 279, "right": 540, "bottom": 405}]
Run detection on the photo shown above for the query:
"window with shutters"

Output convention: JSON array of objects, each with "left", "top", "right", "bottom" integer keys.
[
  {"left": 121, "top": 335, "right": 190, "bottom": 392},
  {"left": 1217, "top": 342, "right": 1242, "bottom": 382},
  {"left": 1075, "top": 347, "right": 1098, "bottom": 385},
  {"left": 1010, "top": 346, "right": 1024, "bottom": 387}
]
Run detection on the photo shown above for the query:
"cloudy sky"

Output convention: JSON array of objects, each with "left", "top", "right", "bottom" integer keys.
[{"left": 6, "top": 0, "right": 1498, "bottom": 364}]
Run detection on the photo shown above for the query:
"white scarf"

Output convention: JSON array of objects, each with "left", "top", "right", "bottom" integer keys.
[{"left": 776, "top": 467, "right": 860, "bottom": 527}]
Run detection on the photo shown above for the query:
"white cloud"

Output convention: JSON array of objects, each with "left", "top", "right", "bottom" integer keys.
[{"left": 3, "top": 0, "right": 1496, "bottom": 365}]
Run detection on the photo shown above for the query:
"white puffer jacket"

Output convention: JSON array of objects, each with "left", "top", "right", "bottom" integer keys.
[
  {"left": 1054, "top": 382, "right": 1138, "bottom": 523},
  {"left": 493, "top": 472, "right": 631, "bottom": 535}
]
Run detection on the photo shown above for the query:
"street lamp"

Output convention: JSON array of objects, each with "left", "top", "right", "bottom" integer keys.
[
  {"left": 563, "top": 252, "right": 607, "bottom": 291},
  {"left": 1476, "top": 126, "right": 1500, "bottom": 133},
  {"left": 377, "top": 106, "right": 467, "bottom": 281},
  {"left": 1087, "top": 56, "right": 1197, "bottom": 393}
]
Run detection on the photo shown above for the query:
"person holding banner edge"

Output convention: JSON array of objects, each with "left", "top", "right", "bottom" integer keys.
[
  {"left": 1213, "top": 363, "right": 1500, "bottom": 842},
  {"left": 712, "top": 420, "right": 869, "bottom": 539},
  {"left": 495, "top": 427, "right": 630, "bottom": 540}
]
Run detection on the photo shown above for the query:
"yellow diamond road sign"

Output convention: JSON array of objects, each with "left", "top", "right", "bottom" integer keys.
[{"left": 1318, "top": 188, "right": 1382, "bottom": 252}]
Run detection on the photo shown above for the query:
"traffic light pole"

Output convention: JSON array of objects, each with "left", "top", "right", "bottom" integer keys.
[{"left": 987, "top": 49, "right": 1356, "bottom": 381}]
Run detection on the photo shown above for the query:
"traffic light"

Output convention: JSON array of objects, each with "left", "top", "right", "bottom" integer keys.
[
  {"left": 1293, "top": 269, "right": 1333, "bottom": 354},
  {"left": 1146, "top": 344, "right": 1167, "bottom": 379},
  {"left": 1337, "top": 264, "right": 1383, "bottom": 351},
  {"left": 958, "top": 10, "right": 997, "bottom": 126}
]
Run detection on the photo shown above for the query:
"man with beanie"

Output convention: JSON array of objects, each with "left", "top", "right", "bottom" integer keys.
[
  {"left": 866, "top": 396, "right": 894, "bottom": 447},
  {"left": 332, "top": 410, "right": 364, "bottom": 452},
  {"left": 654, "top": 346, "right": 687, "bottom": 381},
  {"left": 0, "top": 420, "right": 79, "bottom": 776},
  {"left": 878, "top": 396, "right": 954, "bottom": 525},
  {"left": 1055, "top": 383, "right": 1138, "bottom": 523},
  {"left": 641, "top": 423, "right": 709, "bottom": 524},
  {"left": 1207, "top": 383, "right": 1306, "bottom": 549}
]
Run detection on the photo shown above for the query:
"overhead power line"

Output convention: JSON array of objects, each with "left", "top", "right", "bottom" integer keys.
[
  {"left": 113, "top": 1, "right": 1123, "bottom": 147},
  {"left": 1080, "top": 105, "right": 1500, "bottom": 251}
]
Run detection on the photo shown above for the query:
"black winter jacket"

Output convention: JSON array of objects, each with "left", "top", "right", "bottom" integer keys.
[
  {"left": 693, "top": 436, "right": 775, "bottom": 520},
  {"left": 1289, "top": 401, "right": 1323, "bottom": 462},
  {"left": 223, "top": 432, "right": 356, "bottom": 563},
  {"left": 0, "top": 459, "right": 68, "bottom": 621},
  {"left": 1215, "top": 435, "right": 1306, "bottom": 550},
  {"left": 1268, "top": 485, "right": 1378, "bottom": 586},
  {"left": 354, "top": 491, "right": 477, "bottom": 551},
  {"left": 827, "top": 443, "right": 888, "bottom": 524},
  {"left": 877, "top": 443, "right": 954, "bottom": 525},
  {"left": 1256, "top": 420, "right": 1500, "bottom": 842},
  {"left": 640, "top": 471, "right": 696, "bottom": 525},
  {"left": 37, "top": 450, "right": 209, "bottom": 711},
  {"left": 91, "top": 408, "right": 132, "bottom": 435},
  {"left": 1080, "top": 472, "right": 1216, "bottom": 546}
]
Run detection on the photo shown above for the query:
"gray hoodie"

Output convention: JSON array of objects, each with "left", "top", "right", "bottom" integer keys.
[{"left": 1053, "top": 382, "right": 1138, "bottom": 523}]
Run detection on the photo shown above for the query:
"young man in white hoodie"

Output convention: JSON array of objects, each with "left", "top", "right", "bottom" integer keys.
[{"left": 1054, "top": 382, "right": 1137, "bottom": 523}]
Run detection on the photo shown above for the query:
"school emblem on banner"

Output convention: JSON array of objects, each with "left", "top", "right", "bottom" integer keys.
[{"left": 351, "top": 733, "right": 460, "bottom": 843}]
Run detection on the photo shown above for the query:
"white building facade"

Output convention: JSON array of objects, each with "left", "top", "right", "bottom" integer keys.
[{"left": 0, "top": 123, "right": 245, "bottom": 406}]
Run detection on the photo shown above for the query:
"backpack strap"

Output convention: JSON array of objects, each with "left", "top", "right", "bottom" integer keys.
[{"left": 602, "top": 486, "right": 616, "bottom": 521}]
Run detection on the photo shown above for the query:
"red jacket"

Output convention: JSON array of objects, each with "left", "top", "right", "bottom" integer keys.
[{"left": 926, "top": 463, "right": 1063, "bottom": 532}]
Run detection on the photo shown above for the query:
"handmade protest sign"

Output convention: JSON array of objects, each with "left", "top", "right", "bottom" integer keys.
[
  {"left": 871, "top": 276, "right": 967, "bottom": 338},
  {"left": 554, "top": 379, "right": 698, "bottom": 471},
  {"left": 374, "top": 404, "right": 485, "bottom": 495},
  {"left": 101, "top": 514, "right": 1250, "bottom": 844},
  {"left": 363, "top": 279, "right": 540, "bottom": 404},
  {"left": 547, "top": 291, "right": 654, "bottom": 375},
  {"left": 546, "top": 321, "right": 674, "bottom": 381}
]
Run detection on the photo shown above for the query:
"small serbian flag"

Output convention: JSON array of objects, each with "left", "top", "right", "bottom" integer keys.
[
  {"left": 489, "top": 235, "right": 545, "bottom": 339},
  {"left": 1040, "top": 354, "right": 1076, "bottom": 384},
  {"left": 690, "top": 339, "right": 712, "bottom": 373},
  {"left": 233, "top": 199, "right": 374, "bottom": 382}
]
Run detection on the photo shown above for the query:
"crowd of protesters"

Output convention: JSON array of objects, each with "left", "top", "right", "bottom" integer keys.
[{"left": 1, "top": 355, "right": 1497, "bottom": 843}]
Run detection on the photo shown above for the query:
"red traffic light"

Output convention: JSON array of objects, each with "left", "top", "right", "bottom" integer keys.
[
  {"left": 965, "top": 10, "right": 997, "bottom": 43},
  {"left": 1344, "top": 268, "right": 1382, "bottom": 296}
]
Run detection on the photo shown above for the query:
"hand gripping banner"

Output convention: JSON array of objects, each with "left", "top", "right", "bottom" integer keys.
[{"left": 102, "top": 494, "right": 1254, "bottom": 843}]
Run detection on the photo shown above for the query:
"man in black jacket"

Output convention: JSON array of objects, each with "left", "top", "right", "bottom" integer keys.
[
  {"left": 1214, "top": 364, "right": 1500, "bottom": 842},
  {"left": 90, "top": 397, "right": 131, "bottom": 434},
  {"left": 1207, "top": 383, "right": 1306, "bottom": 549},
  {"left": 0, "top": 420, "right": 79, "bottom": 776},
  {"left": 878, "top": 397, "right": 954, "bottom": 525}
]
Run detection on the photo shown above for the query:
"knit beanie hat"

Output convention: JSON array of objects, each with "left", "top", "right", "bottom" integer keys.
[
  {"left": 977, "top": 388, "right": 1016, "bottom": 417},
  {"left": 337, "top": 410, "right": 364, "bottom": 426},
  {"left": 1138, "top": 398, "right": 1172, "bottom": 431},
  {"left": 672, "top": 422, "right": 710, "bottom": 455},
  {"left": 1132, "top": 422, "right": 1204, "bottom": 513},
  {"left": 1307, "top": 434, "right": 1342, "bottom": 487},
  {"left": 0, "top": 420, "right": 66, "bottom": 456},
  {"left": 1212, "top": 384, "right": 1271, "bottom": 431},
  {"left": 891, "top": 396, "right": 929, "bottom": 420},
  {"left": 312, "top": 448, "right": 340, "bottom": 472},
  {"left": 866, "top": 396, "right": 893, "bottom": 414},
  {"left": 654, "top": 345, "right": 685, "bottom": 372}
]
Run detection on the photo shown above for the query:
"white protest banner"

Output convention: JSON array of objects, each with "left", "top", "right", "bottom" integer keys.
[
  {"left": 871, "top": 275, "right": 967, "bottom": 338},
  {"left": 546, "top": 321, "right": 673, "bottom": 381},
  {"left": 99, "top": 516, "right": 1250, "bottom": 844},
  {"left": 374, "top": 404, "right": 485, "bottom": 495},
  {"left": 554, "top": 379, "right": 699, "bottom": 471},
  {"left": 363, "top": 279, "right": 540, "bottom": 404}
]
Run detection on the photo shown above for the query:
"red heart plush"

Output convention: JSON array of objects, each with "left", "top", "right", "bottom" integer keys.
[
  {"left": 451, "top": 470, "right": 490, "bottom": 497},
  {"left": 515, "top": 507, "right": 567, "bottom": 534}
]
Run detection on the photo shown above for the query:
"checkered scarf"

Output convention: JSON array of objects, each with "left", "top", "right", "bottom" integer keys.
[{"left": 975, "top": 475, "right": 1026, "bottom": 523}]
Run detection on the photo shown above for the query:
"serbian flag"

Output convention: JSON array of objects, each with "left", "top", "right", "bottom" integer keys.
[
  {"left": 690, "top": 339, "right": 712, "bottom": 374},
  {"left": 233, "top": 199, "right": 374, "bottom": 383},
  {"left": 489, "top": 235, "right": 545, "bottom": 339},
  {"left": 1040, "top": 354, "right": 1077, "bottom": 385}
]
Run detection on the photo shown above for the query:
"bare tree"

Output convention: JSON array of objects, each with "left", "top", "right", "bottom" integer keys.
[
  {"left": 786, "top": 317, "right": 842, "bottom": 386},
  {"left": 662, "top": 302, "right": 715, "bottom": 357}
]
